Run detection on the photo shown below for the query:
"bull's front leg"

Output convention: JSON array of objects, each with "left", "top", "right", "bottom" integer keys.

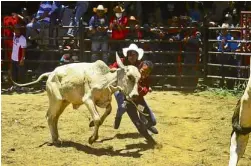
[
  {"left": 89, "top": 104, "right": 112, "bottom": 127},
  {"left": 83, "top": 97, "right": 100, "bottom": 144}
]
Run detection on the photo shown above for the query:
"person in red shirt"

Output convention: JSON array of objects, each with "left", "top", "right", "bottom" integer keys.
[
  {"left": 109, "top": 5, "right": 128, "bottom": 63},
  {"left": 126, "top": 60, "right": 158, "bottom": 135},
  {"left": 109, "top": 43, "right": 143, "bottom": 126}
]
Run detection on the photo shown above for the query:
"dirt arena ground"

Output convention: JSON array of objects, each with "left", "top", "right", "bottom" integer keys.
[{"left": 2, "top": 90, "right": 251, "bottom": 166}]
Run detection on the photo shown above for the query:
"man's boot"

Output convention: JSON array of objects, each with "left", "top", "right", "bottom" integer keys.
[{"left": 114, "top": 117, "right": 122, "bottom": 129}]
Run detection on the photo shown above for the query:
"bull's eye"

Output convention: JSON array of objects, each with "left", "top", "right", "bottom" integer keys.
[{"left": 128, "top": 75, "right": 135, "bottom": 82}]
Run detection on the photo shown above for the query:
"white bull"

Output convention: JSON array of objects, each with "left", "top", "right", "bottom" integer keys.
[
  {"left": 12, "top": 53, "right": 141, "bottom": 145},
  {"left": 229, "top": 61, "right": 251, "bottom": 166}
]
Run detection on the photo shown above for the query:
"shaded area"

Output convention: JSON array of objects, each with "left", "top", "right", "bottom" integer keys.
[{"left": 54, "top": 140, "right": 156, "bottom": 158}]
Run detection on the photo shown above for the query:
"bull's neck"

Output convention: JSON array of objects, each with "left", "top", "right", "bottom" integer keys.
[{"left": 105, "top": 72, "right": 118, "bottom": 87}]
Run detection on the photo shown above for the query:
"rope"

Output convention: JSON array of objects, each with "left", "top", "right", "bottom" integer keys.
[{"left": 127, "top": 99, "right": 149, "bottom": 117}]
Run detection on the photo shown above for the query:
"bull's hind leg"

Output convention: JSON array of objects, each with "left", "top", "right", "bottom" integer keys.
[
  {"left": 83, "top": 98, "right": 100, "bottom": 144},
  {"left": 46, "top": 81, "right": 69, "bottom": 145},
  {"left": 229, "top": 131, "right": 249, "bottom": 166},
  {"left": 46, "top": 100, "right": 69, "bottom": 145}
]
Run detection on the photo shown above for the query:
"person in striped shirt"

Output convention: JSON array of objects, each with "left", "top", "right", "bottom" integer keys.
[{"left": 26, "top": 1, "right": 52, "bottom": 40}]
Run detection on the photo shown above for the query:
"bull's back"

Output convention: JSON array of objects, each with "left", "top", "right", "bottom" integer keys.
[{"left": 50, "top": 61, "right": 110, "bottom": 104}]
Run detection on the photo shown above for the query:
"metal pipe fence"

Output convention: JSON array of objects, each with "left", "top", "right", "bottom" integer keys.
[{"left": 1, "top": 20, "right": 251, "bottom": 90}]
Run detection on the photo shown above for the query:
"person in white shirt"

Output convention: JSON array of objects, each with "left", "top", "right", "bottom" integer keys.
[{"left": 11, "top": 25, "right": 27, "bottom": 84}]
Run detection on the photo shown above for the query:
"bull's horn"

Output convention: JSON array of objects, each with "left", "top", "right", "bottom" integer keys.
[{"left": 116, "top": 52, "right": 125, "bottom": 69}]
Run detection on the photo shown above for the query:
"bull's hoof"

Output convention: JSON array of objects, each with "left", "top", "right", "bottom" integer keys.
[
  {"left": 47, "top": 139, "right": 62, "bottom": 146},
  {"left": 89, "top": 121, "right": 94, "bottom": 127},
  {"left": 88, "top": 135, "right": 98, "bottom": 145}
]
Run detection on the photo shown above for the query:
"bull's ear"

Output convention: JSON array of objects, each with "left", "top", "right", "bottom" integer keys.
[{"left": 116, "top": 52, "right": 125, "bottom": 69}]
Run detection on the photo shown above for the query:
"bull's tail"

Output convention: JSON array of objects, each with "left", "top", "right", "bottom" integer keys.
[{"left": 11, "top": 72, "right": 51, "bottom": 87}]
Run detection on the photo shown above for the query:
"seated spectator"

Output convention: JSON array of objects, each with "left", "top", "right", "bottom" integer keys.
[
  {"left": 9, "top": 24, "right": 27, "bottom": 91},
  {"left": 109, "top": 5, "right": 128, "bottom": 62},
  {"left": 67, "top": 1, "right": 89, "bottom": 37},
  {"left": 26, "top": 1, "right": 52, "bottom": 41},
  {"left": 88, "top": 5, "right": 109, "bottom": 64},
  {"left": 126, "top": 16, "right": 142, "bottom": 42},
  {"left": 12, "top": 8, "right": 31, "bottom": 26},
  {"left": 222, "top": 1, "right": 240, "bottom": 26},
  {"left": 59, "top": 40, "right": 79, "bottom": 64},
  {"left": 187, "top": 2, "right": 202, "bottom": 22}
]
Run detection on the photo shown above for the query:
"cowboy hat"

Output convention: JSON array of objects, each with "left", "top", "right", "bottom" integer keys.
[
  {"left": 123, "top": 43, "right": 144, "bottom": 60},
  {"left": 113, "top": 5, "right": 125, "bottom": 13},
  {"left": 93, "top": 5, "right": 108, "bottom": 13},
  {"left": 221, "top": 23, "right": 229, "bottom": 28},
  {"left": 128, "top": 16, "right": 139, "bottom": 24}
]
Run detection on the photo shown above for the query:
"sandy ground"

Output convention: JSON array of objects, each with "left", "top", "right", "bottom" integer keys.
[{"left": 2, "top": 91, "right": 251, "bottom": 166}]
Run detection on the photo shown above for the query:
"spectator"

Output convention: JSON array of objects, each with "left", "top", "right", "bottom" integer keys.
[
  {"left": 215, "top": 23, "right": 233, "bottom": 88},
  {"left": 187, "top": 2, "right": 202, "bottom": 22},
  {"left": 222, "top": 1, "right": 240, "bottom": 26},
  {"left": 182, "top": 21, "right": 202, "bottom": 87},
  {"left": 126, "top": 16, "right": 142, "bottom": 43},
  {"left": 49, "top": 1, "right": 62, "bottom": 45},
  {"left": 109, "top": 5, "right": 128, "bottom": 62},
  {"left": 88, "top": 5, "right": 109, "bottom": 64},
  {"left": 124, "top": 1, "right": 142, "bottom": 24},
  {"left": 9, "top": 25, "right": 27, "bottom": 91},
  {"left": 12, "top": 7, "right": 31, "bottom": 26},
  {"left": 26, "top": 1, "right": 52, "bottom": 41},
  {"left": 59, "top": 40, "right": 79, "bottom": 64},
  {"left": 67, "top": 1, "right": 89, "bottom": 37},
  {"left": 3, "top": 15, "right": 20, "bottom": 71}
]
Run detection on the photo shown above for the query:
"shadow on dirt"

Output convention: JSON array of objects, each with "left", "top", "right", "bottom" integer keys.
[{"left": 56, "top": 140, "right": 156, "bottom": 158}]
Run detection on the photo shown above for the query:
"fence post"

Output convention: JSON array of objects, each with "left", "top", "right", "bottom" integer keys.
[
  {"left": 203, "top": 21, "right": 209, "bottom": 81},
  {"left": 79, "top": 17, "right": 85, "bottom": 62}
]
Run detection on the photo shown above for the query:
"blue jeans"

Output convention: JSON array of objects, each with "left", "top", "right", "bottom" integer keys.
[
  {"left": 11, "top": 60, "right": 25, "bottom": 83},
  {"left": 26, "top": 21, "right": 50, "bottom": 39},
  {"left": 67, "top": 2, "right": 88, "bottom": 36},
  {"left": 114, "top": 91, "right": 156, "bottom": 127},
  {"left": 91, "top": 41, "right": 108, "bottom": 64}
]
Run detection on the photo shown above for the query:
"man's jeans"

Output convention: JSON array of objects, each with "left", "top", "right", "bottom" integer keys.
[
  {"left": 67, "top": 2, "right": 88, "bottom": 36},
  {"left": 11, "top": 60, "right": 25, "bottom": 83},
  {"left": 114, "top": 91, "right": 156, "bottom": 127},
  {"left": 91, "top": 41, "right": 108, "bottom": 64},
  {"left": 26, "top": 21, "right": 50, "bottom": 39}
]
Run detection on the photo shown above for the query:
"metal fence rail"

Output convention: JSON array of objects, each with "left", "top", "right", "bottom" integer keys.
[{"left": 1, "top": 21, "right": 251, "bottom": 90}]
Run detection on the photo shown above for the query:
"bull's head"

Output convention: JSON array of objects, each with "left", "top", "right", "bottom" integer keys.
[{"left": 115, "top": 52, "right": 141, "bottom": 100}]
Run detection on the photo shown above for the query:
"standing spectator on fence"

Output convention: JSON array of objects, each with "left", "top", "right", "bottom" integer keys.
[
  {"left": 109, "top": 5, "right": 128, "bottom": 62},
  {"left": 9, "top": 25, "right": 27, "bottom": 91},
  {"left": 26, "top": 1, "right": 52, "bottom": 41},
  {"left": 67, "top": 1, "right": 89, "bottom": 37},
  {"left": 215, "top": 23, "right": 233, "bottom": 88},
  {"left": 88, "top": 5, "right": 109, "bottom": 64}
]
